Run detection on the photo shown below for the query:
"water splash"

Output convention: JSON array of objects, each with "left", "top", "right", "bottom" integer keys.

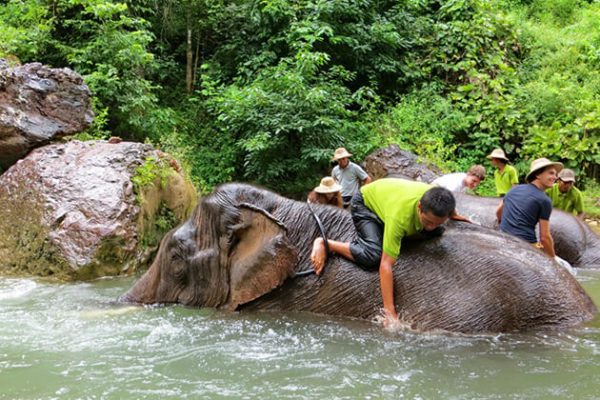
[{"left": 0, "top": 278, "right": 37, "bottom": 300}]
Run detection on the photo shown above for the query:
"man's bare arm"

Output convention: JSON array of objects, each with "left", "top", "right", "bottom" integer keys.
[
  {"left": 379, "top": 252, "right": 398, "bottom": 322},
  {"left": 539, "top": 219, "right": 556, "bottom": 257},
  {"left": 450, "top": 209, "right": 471, "bottom": 223},
  {"left": 496, "top": 200, "right": 504, "bottom": 223}
]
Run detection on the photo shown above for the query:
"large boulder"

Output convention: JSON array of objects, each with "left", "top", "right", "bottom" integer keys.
[
  {"left": 364, "top": 144, "right": 441, "bottom": 182},
  {"left": 0, "top": 140, "right": 197, "bottom": 280},
  {"left": 0, "top": 60, "right": 93, "bottom": 171}
]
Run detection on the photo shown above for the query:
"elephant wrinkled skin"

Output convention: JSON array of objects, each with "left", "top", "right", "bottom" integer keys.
[{"left": 122, "top": 183, "right": 597, "bottom": 333}]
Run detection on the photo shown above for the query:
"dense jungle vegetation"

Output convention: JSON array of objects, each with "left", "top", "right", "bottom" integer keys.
[{"left": 1, "top": 0, "right": 599, "bottom": 209}]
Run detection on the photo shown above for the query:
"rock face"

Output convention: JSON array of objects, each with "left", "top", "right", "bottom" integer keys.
[
  {"left": 0, "top": 60, "right": 94, "bottom": 171},
  {"left": 0, "top": 140, "right": 197, "bottom": 280},
  {"left": 363, "top": 144, "right": 441, "bottom": 182}
]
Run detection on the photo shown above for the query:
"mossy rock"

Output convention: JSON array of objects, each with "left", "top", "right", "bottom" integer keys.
[{"left": 0, "top": 140, "right": 196, "bottom": 280}]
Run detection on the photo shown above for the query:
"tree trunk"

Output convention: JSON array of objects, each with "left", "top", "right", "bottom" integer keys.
[{"left": 186, "top": 27, "right": 193, "bottom": 93}]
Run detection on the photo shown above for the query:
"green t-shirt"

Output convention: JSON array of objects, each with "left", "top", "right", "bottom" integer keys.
[
  {"left": 545, "top": 183, "right": 584, "bottom": 215},
  {"left": 361, "top": 178, "right": 430, "bottom": 259},
  {"left": 494, "top": 164, "right": 519, "bottom": 196}
]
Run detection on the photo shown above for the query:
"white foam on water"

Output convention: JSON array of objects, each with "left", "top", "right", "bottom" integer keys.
[{"left": 0, "top": 278, "right": 38, "bottom": 301}]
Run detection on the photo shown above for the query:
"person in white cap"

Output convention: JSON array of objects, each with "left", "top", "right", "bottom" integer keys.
[
  {"left": 431, "top": 165, "right": 486, "bottom": 193},
  {"left": 545, "top": 168, "right": 585, "bottom": 219},
  {"left": 496, "top": 158, "right": 571, "bottom": 270},
  {"left": 307, "top": 177, "right": 344, "bottom": 208},
  {"left": 331, "top": 147, "right": 371, "bottom": 207},
  {"left": 487, "top": 148, "right": 519, "bottom": 197}
]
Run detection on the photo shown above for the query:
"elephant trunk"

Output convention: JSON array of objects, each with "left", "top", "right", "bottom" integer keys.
[
  {"left": 119, "top": 261, "right": 162, "bottom": 304},
  {"left": 119, "top": 231, "right": 177, "bottom": 304}
]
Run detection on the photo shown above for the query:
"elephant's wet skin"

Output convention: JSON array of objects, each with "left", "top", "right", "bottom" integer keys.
[
  {"left": 454, "top": 193, "right": 600, "bottom": 269},
  {"left": 122, "top": 183, "right": 597, "bottom": 334}
]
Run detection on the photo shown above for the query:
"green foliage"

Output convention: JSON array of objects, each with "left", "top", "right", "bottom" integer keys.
[
  {"left": 582, "top": 179, "right": 600, "bottom": 217},
  {"left": 375, "top": 85, "right": 470, "bottom": 171},
  {"left": 72, "top": 98, "right": 111, "bottom": 141},
  {"left": 56, "top": 0, "right": 163, "bottom": 140},
  {"left": 140, "top": 204, "right": 177, "bottom": 247},
  {"left": 504, "top": 0, "right": 600, "bottom": 178},
  {"left": 1, "top": 0, "right": 598, "bottom": 198},
  {"left": 131, "top": 156, "right": 172, "bottom": 199},
  {"left": 0, "top": 0, "right": 168, "bottom": 141},
  {"left": 196, "top": 61, "right": 368, "bottom": 194},
  {"left": 0, "top": 0, "right": 52, "bottom": 59}
]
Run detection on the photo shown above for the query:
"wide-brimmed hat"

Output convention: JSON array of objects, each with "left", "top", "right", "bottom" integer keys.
[
  {"left": 314, "top": 177, "right": 341, "bottom": 194},
  {"left": 332, "top": 147, "right": 352, "bottom": 161},
  {"left": 558, "top": 168, "right": 576, "bottom": 183},
  {"left": 486, "top": 148, "right": 509, "bottom": 161},
  {"left": 525, "top": 158, "right": 564, "bottom": 182}
]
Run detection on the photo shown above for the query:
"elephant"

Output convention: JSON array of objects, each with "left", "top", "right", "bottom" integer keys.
[
  {"left": 453, "top": 193, "right": 600, "bottom": 269},
  {"left": 121, "top": 183, "right": 597, "bottom": 333}
]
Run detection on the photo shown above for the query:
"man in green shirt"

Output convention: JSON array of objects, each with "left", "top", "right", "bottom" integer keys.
[
  {"left": 546, "top": 168, "right": 585, "bottom": 218},
  {"left": 487, "top": 148, "right": 519, "bottom": 197},
  {"left": 310, "top": 178, "right": 469, "bottom": 327}
]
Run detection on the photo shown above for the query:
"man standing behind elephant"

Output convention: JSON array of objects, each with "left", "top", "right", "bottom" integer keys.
[
  {"left": 496, "top": 158, "right": 563, "bottom": 260},
  {"left": 545, "top": 168, "right": 585, "bottom": 219},
  {"left": 331, "top": 147, "right": 372, "bottom": 207},
  {"left": 431, "top": 165, "right": 486, "bottom": 193},
  {"left": 310, "top": 178, "right": 469, "bottom": 326},
  {"left": 487, "top": 148, "right": 519, "bottom": 197}
]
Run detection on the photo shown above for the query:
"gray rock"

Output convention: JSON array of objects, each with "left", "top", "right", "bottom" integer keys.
[
  {"left": 363, "top": 144, "right": 441, "bottom": 182},
  {"left": 0, "top": 140, "right": 197, "bottom": 280},
  {"left": 0, "top": 61, "right": 93, "bottom": 170}
]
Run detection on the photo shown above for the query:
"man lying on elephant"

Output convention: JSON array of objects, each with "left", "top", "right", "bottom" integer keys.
[{"left": 310, "top": 178, "right": 470, "bottom": 326}]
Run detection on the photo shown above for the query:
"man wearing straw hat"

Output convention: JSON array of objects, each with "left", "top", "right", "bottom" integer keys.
[
  {"left": 307, "top": 177, "right": 344, "bottom": 208},
  {"left": 545, "top": 168, "right": 585, "bottom": 219},
  {"left": 331, "top": 147, "right": 372, "bottom": 207},
  {"left": 487, "top": 148, "right": 519, "bottom": 197},
  {"left": 496, "top": 158, "right": 563, "bottom": 259}
]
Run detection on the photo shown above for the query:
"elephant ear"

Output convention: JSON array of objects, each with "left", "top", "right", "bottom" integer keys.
[{"left": 225, "top": 203, "right": 298, "bottom": 310}]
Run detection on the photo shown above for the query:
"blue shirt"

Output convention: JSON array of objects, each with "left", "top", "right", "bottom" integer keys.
[{"left": 500, "top": 184, "right": 552, "bottom": 243}]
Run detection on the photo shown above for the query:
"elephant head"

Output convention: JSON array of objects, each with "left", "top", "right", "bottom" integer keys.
[{"left": 121, "top": 184, "right": 298, "bottom": 310}]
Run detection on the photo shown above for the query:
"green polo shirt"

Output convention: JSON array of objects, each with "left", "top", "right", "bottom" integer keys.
[
  {"left": 494, "top": 164, "right": 519, "bottom": 196},
  {"left": 546, "top": 183, "right": 584, "bottom": 215},
  {"left": 361, "top": 178, "right": 429, "bottom": 259}
]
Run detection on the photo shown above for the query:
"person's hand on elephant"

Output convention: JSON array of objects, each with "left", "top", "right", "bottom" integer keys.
[
  {"left": 310, "top": 237, "right": 328, "bottom": 275},
  {"left": 383, "top": 308, "right": 400, "bottom": 329},
  {"left": 554, "top": 256, "right": 575, "bottom": 276},
  {"left": 450, "top": 210, "right": 472, "bottom": 224}
]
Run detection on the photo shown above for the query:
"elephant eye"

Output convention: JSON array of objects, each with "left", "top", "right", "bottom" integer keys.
[{"left": 170, "top": 258, "right": 188, "bottom": 286}]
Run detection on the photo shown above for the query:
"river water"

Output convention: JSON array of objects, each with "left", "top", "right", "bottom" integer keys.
[{"left": 0, "top": 270, "right": 599, "bottom": 400}]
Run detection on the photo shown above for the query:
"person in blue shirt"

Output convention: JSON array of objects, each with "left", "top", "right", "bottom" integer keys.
[{"left": 496, "top": 158, "right": 562, "bottom": 259}]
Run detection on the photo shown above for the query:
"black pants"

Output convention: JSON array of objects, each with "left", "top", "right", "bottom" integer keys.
[
  {"left": 342, "top": 195, "right": 353, "bottom": 209},
  {"left": 348, "top": 192, "right": 384, "bottom": 271}
]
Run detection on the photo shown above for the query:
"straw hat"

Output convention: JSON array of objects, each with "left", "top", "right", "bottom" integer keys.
[
  {"left": 314, "top": 177, "right": 341, "bottom": 194},
  {"left": 525, "top": 158, "right": 564, "bottom": 182},
  {"left": 332, "top": 147, "right": 352, "bottom": 161},
  {"left": 558, "top": 168, "right": 576, "bottom": 183},
  {"left": 486, "top": 148, "right": 509, "bottom": 161}
]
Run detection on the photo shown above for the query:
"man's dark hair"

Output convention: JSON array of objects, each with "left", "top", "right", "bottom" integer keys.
[{"left": 420, "top": 187, "right": 456, "bottom": 217}]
